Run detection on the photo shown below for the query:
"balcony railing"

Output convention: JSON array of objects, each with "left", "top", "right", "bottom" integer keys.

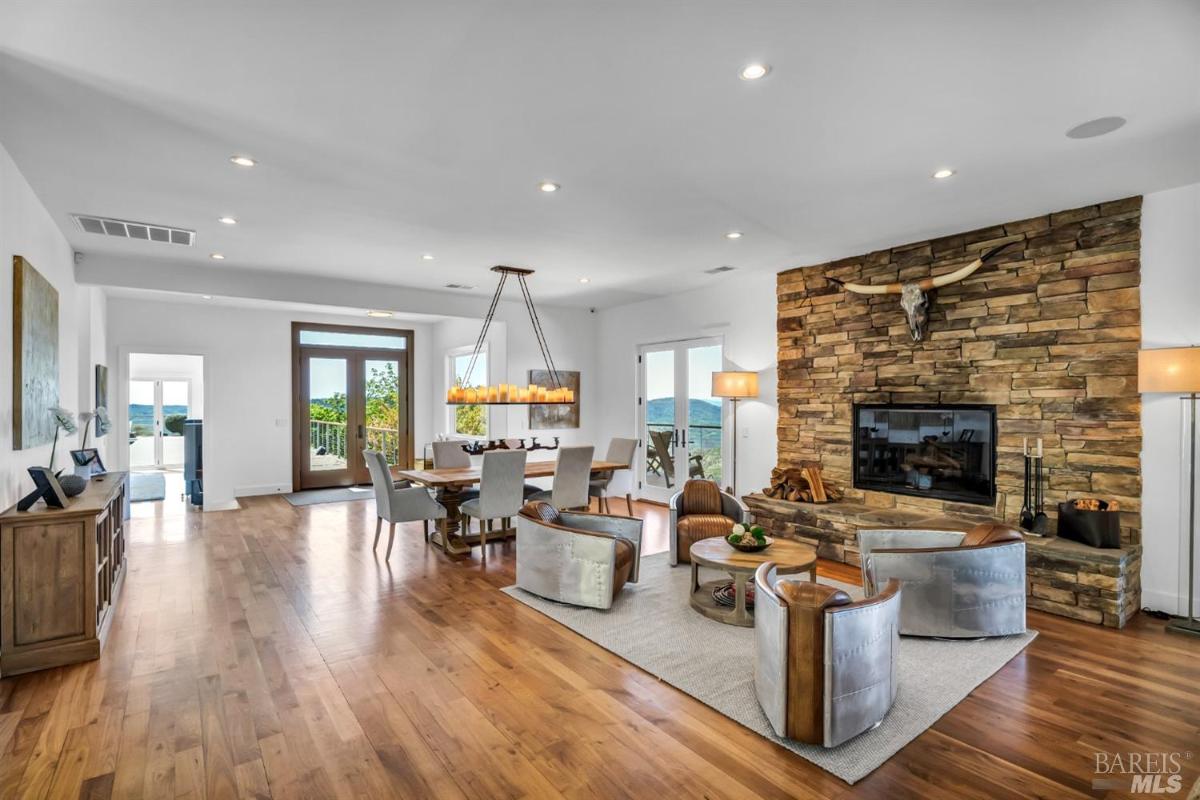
[
  {"left": 646, "top": 422, "right": 723, "bottom": 482},
  {"left": 309, "top": 419, "right": 400, "bottom": 465}
]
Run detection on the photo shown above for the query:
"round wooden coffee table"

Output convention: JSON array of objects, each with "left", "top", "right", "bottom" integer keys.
[{"left": 688, "top": 537, "right": 818, "bottom": 627}]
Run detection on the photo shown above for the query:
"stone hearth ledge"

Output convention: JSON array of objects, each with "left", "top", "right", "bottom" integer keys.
[{"left": 744, "top": 493, "right": 1141, "bottom": 628}]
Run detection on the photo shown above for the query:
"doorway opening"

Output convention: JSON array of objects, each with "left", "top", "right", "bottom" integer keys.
[
  {"left": 636, "top": 337, "right": 725, "bottom": 503},
  {"left": 128, "top": 352, "right": 204, "bottom": 515},
  {"left": 291, "top": 323, "right": 414, "bottom": 491}
]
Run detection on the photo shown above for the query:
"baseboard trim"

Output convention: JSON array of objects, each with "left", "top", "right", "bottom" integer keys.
[
  {"left": 235, "top": 484, "right": 292, "bottom": 497},
  {"left": 1140, "top": 587, "right": 1198, "bottom": 616}
]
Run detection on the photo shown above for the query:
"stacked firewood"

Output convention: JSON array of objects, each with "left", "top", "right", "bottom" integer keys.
[
  {"left": 1072, "top": 498, "right": 1121, "bottom": 512},
  {"left": 762, "top": 465, "right": 843, "bottom": 504}
]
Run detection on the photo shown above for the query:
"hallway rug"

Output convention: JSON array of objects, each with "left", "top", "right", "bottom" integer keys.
[
  {"left": 502, "top": 552, "right": 1036, "bottom": 784},
  {"left": 129, "top": 471, "right": 166, "bottom": 502},
  {"left": 283, "top": 486, "right": 374, "bottom": 506}
]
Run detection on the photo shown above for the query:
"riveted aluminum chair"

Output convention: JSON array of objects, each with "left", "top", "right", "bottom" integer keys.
[
  {"left": 754, "top": 563, "right": 902, "bottom": 747},
  {"left": 668, "top": 479, "right": 748, "bottom": 565},
  {"left": 857, "top": 523, "right": 1026, "bottom": 638},
  {"left": 516, "top": 501, "right": 643, "bottom": 610},
  {"left": 527, "top": 445, "right": 594, "bottom": 511},
  {"left": 363, "top": 450, "right": 447, "bottom": 559},
  {"left": 460, "top": 449, "right": 526, "bottom": 562},
  {"left": 588, "top": 437, "right": 637, "bottom": 515}
]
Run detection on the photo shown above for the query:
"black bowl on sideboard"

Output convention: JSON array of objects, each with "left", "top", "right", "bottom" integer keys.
[{"left": 1056, "top": 501, "right": 1121, "bottom": 548}]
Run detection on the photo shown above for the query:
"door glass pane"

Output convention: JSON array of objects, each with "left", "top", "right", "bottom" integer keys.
[
  {"left": 298, "top": 329, "right": 408, "bottom": 349},
  {"left": 129, "top": 380, "right": 155, "bottom": 468},
  {"left": 309, "top": 358, "right": 349, "bottom": 471},
  {"left": 687, "top": 345, "right": 723, "bottom": 486},
  {"left": 161, "top": 380, "right": 189, "bottom": 466},
  {"left": 365, "top": 359, "right": 401, "bottom": 466},
  {"left": 643, "top": 349, "right": 675, "bottom": 489}
]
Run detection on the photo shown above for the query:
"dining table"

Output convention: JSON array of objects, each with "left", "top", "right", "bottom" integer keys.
[{"left": 395, "top": 458, "right": 630, "bottom": 555}]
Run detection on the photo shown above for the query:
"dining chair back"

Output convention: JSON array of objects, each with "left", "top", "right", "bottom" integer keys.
[
  {"left": 477, "top": 449, "right": 527, "bottom": 520},
  {"left": 590, "top": 437, "right": 637, "bottom": 514},
  {"left": 432, "top": 440, "right": 471, "bottom": 469},
  {"left": 550, "top": 445, "right": 594, "bottom": 510}
]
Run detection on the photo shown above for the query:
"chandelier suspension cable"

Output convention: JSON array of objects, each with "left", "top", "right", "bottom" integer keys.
[
  {"left": 462, "top": 270, "right": 508, "bottom": 387},
  {"left": 517, "top": 274, "right": 561, "bottom": 389}
]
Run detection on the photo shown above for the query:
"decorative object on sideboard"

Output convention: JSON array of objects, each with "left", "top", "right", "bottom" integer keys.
[
  {"left": 761, "top": 465, "right": 843, "bottom": 504},
  {"left": 827, "top": 241, "right": 1018, "bottom": 342},
  {"left": 12, "top": 256, "right": 60, "bottom": 449},
  {"left": 47, "top": 406, "right": 77, "bottom": 473},
  {"left": 529, "top": 369, "right": 580, "bottom": 429},
  {"left": 16, "top": 466, "right": 69, "bottom": 511},
  {"left": 712, "top": 371, "right": 758, "bottom": 495},
  {"left": 1057, "top": 499, "right": 1121, "bottom": 548},
  {"left": 1138, "top": 345, "right": 1200, "bottom": 638},
  {"left": 445, "top": 266, "right": 575, "bottom": 406},
  {"left": 70, "top": 448, "right": 106, "bottom": 478}
]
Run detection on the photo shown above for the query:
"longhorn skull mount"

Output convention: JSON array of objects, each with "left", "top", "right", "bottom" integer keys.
[{"left": 827, "top": 241, "right": 1018, "bottom": 342}]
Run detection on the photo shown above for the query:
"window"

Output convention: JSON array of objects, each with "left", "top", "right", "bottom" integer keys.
[
  {"left": 450, "top": 349, "right": 487, "bottom": 437},
  {"left": 298, "top": 329, "right": 408, "bottom": 349}
]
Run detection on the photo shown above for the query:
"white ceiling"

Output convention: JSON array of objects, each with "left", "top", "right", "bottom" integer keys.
[{"left": 2, "top": 1, "right": 1198, "bottom": 308}]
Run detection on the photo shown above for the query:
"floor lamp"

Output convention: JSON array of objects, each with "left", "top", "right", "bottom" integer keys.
[
  {"left": 712, "top": 371, "right": 758, "bottom": 497},
  {"left": 1139, "top": 346, "right": 1200, "bottom": 637}
]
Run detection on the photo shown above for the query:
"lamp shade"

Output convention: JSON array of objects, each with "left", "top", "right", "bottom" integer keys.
[
  {"left": 1139, "top": 347, "right": 1200, "bottom": 393},
  {"left": 712, "top": 371, "right": 758, "bottom": 399}
]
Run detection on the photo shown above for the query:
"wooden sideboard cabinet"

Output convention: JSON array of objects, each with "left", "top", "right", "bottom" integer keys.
[{"left": 0, "top": 471, "right": 129, "bottom": 677}]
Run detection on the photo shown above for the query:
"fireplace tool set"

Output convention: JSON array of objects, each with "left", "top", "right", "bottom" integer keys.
[{"left": 1020, "top": 438, "right": 1049, "bottom": 535}]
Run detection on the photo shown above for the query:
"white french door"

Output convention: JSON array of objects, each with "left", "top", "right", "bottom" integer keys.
[
  {"left": 129, "top": 379, "right": 190, "bottom": 468},
  {"left": 636, "top": 337, "right": 725, "bottom": 503}
]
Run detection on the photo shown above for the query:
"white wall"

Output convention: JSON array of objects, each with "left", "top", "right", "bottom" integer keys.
[
  {"left": 0, "top": 141, "right": 107, "bottom": 508},
  {"left": 106, "top": 295, "right": 435, "bottom": 507},
  {"left": 595, "top": 271, "right": 778, "bottom": 499},
  {"left": 1141, "top": 181, "right": 1200, "bottom": 615}
]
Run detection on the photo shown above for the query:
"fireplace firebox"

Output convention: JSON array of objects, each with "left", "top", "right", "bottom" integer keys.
[{"left": 853, "top": 403, "right": 996, "bottom": 505}]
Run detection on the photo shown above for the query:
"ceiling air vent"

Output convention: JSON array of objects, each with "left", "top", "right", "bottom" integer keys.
[
  {"left": 72, "top": 214, "right": 195, "bottom": 246},
  {"left": 705, "top": 265, "right": 736, "bottom": 274},
  {"left": 444, "top": 283, "right": 476, "bottom": 290}
]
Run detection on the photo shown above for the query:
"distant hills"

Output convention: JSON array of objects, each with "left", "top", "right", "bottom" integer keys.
[{"left": 647, "top": 397, "right": 721, "bottom": 426}]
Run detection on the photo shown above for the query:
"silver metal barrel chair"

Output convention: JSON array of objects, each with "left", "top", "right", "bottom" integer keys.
[
  {"left": 754, "top": 563, "right": 902, "bottom": 747},
  {"left": 515, "top": 501, "right": 643, "bottom": 610},
  {"left": 857, "top": 523, "right": 1027, "bottom": 638},
  {"left": 363, "top": 450, "right": 447, "bottom": 559},
  {"left": 669, "top": 479, "right": 748, "bottom": 565}
]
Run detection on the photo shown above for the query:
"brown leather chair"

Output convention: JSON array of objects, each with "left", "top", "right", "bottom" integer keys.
[
  {"left": 754, "top": 564, "right": 902, "bottom": 747},
  {"left": 515, "top": 501, "right": 643, "bottom": 610},
  {"left": 669, "top": 479, "right": 748, "bottom": 565},
  {"left": 857, "top": 522, "right": 1026, "bottom": 638}
]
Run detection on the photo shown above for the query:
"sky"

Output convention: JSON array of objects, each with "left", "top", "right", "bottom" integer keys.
[{"left": 645, "top": 343, "right": 722, "bottom": 405}]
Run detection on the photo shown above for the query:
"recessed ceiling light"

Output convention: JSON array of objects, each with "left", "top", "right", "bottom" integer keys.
[
  {"left": 201, "top": 295, "right": 213, "bottom": 300},
  {"left": 725, "top": 231, "right": 743, "bottom": 240},
  {"left": 579, "top": 278, "right": 590, "bottom": 284},
  {"left": 366, "top": 310, "right": 394, "bottom": 318},
  {"left": 217, "top": 216, "right": 237, "bottom": 225},
  {"left": 932, "top": 168, "right": 956, "bottom": 179},
  {"left": 1066, "top": 116, "right": 1127, "bottom": 139},
  {"left": 210, "top": 253, "right": 225, "bottom": 260},
  {"left": 421, "top": 253, "right": 435, "bottom": 261},
  {"left": 229, "top": 155, "right": 256, "bottom": 167},
  {"left": 538, "top": 181, "right": 560, "bottom": 193},
  {"left": 739, "top": 63, "right": 770, "bottom": 81}
]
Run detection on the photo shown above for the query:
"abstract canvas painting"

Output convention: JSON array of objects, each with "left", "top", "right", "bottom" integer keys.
[
  {"left": 528, "top": 369, "right": 580, "bottom": 429},
  {"left": 12, "top": 256, "right": 59, "bottom": 449}
]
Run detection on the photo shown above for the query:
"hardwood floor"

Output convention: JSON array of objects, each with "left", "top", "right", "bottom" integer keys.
[{"left": 1, "top": 494, "right": 1197, "bottom": 799}]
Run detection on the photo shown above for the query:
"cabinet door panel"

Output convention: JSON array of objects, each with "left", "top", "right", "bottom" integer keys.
[{"left": 13, "top": 522, "right": 85, "bottom": 646}]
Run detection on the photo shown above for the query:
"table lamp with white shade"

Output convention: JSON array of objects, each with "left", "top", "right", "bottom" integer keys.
[
  {"left": 1139, "top": 346, "right": 1200, "bottom": 637},
  {"left": 711, "top": 371, "right": 758, "bottom": 496}
]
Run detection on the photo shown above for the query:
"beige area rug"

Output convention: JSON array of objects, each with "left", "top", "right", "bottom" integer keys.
[{"left": 501, "top": 552, "right": 1036, "bottom": 784}]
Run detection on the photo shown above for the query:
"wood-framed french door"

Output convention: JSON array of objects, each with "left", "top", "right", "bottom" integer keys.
[
  {"left": 291, "top": 323, "right": 414, "bottom": 490},
  {"left": 636, "top": 336, "right": 726, "bottom": 503}
]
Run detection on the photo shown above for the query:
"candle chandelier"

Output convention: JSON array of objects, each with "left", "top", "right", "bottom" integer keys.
[{"left": 446, "top": 266, "right": 574, "bottom": 405}]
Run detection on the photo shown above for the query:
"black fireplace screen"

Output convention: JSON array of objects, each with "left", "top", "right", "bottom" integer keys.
[{"left": 853, "top": 404, "right": 996, "bottom": 505}]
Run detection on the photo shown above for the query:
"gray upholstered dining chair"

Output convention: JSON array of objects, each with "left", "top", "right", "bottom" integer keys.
[
  {"left": 431, "top": 439, "right": 480, "bottom": 501},
  {"left": 588, "top": 437, "right": 637, "bottom": 515},
  {"left": 856, "top": 523, "right": 1026, "bottom": 638},
  {"left": 363, "top": 450, "right": 447, "bottom": 559},
  {"left": 515, "top": 501, "right": 643, "bottom": 610},
  {"left": 527, "top": 445, "right": 594, "bottom": 511},
  {"left": 754, "top": 563, "right": 902, "bottom": 747},
  {"left": 459, "top": 449, "right": 527, "bottom": 561}
]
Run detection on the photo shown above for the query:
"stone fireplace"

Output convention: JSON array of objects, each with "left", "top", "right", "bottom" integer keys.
[{"left": 748, "top": 196, "right": 1144, "bottom": 626}]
